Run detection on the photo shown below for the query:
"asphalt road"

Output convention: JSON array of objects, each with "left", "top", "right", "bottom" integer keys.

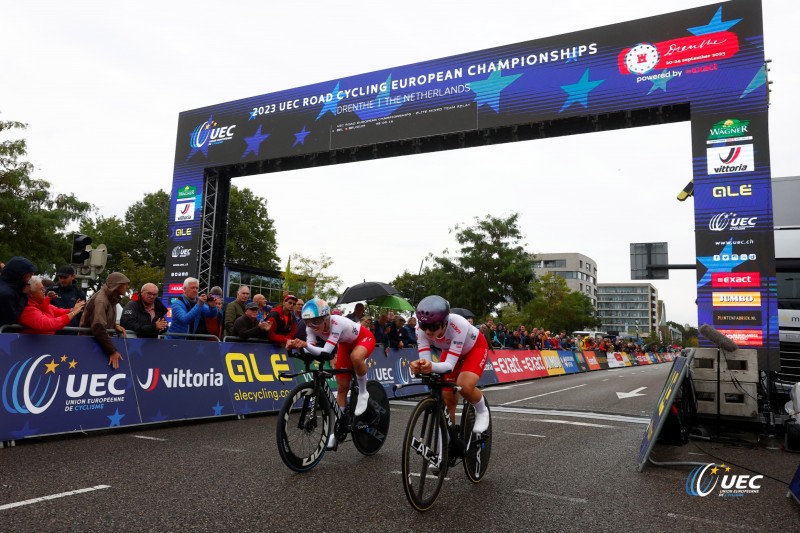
[{"left": 2, "top": 364, "right": 799, "bottom": 531}]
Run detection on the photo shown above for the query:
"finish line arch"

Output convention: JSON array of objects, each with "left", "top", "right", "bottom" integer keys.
[{"left": 167, "top": 0, "right": 777, "bottom": 367}]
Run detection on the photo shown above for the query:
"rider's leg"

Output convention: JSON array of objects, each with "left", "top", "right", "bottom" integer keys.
[
  {"left": 458, "top": 371, "right": 489, "bottom": 433},
  {"left": 351, "top": 345, "right": 370, "bottom": 416},
  {"left": 442, "top": 388, "right": 458, "bottom": 425},
  {"left": 330, "top": 374, "right": 351, "bottom": 449}
]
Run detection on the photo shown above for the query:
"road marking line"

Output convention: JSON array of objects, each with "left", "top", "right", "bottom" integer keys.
[
  {"left": 390, "top": 470, "right": 450, "bottom": 481},
  {"left": 666, "top": 512, "right": 749, "bottom": 530},
  {"left": 501, "top": 384, "right": 587, "bottom": 405},
  {"left": 602, "top": 379, "right": 609, "bottom": 381},
  {"left": 391, "top": 401, "right": 650, "bottom": 425},
  {"left": 505, "top": 432, "right": 546, "bottom": 438},
  {"left": 538, "top": 419, "right": 614, "bottom": 428},
  {"left": 514, "top": 489, "right": 587, "bottom": 503},
  {"left": 132, "top": 435, "right": 166, "bottom": 441},
  {"left": 0, "top": 485, "right": 111, "bottom": 511}
]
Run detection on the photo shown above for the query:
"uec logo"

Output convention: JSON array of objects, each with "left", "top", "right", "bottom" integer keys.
[{"left": 686, "top": 463, "right": 763, "bottom": 497}]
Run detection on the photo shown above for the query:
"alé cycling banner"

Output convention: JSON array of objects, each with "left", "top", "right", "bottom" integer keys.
[{"left": 166, "top": 0, "right": 777, "bottom": 357}]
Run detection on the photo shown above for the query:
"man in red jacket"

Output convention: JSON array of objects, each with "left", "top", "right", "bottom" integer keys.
[{"left": 265, "top": 294, "right": 297, "bottom": 346}]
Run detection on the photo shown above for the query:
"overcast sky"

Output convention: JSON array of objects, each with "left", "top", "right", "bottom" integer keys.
[{"left": 3, "top": 0, "right": 798, "bottom": 327}]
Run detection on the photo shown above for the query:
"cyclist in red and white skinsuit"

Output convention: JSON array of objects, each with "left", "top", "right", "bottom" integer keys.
[
  {"left": 409, "top": 295, "right": 490, "bottom": 433},
  {"left": 288, "top": 298, "right": 376, "bottom": 447}
]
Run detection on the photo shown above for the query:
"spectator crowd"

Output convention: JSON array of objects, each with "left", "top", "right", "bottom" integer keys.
[{"left": 1, "top": 256, "right": 679, "bottom": 366}]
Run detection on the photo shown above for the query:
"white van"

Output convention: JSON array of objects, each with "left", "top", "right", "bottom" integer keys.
[{"left": 571, "top": 330, "right": 608, "bottom": 339}]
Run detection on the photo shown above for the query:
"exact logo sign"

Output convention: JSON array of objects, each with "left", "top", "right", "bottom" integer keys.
[
  {"left": 189, "top": 118, "right": 237, "bottom": 149},
  {"left": 707, "top": 144, "right": 754, "bottom": 174},
  {"left": 711, "top": 272, "right": 760, "bottom": 288},
  {"left": 713, "top": 311, "right": 762, "bottom": 326},
  {"left": 708, "top": 212, "right": 757, "bottom": 232},
  {"left": 712, "top": 184, "right": 752, "bottom": 198},
  {"left": 712, "top": 292, "right": 761, "bottom": 307}
]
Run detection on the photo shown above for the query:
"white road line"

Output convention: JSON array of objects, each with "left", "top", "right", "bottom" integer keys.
[
  {"left": 501, "top": 384, "right": 587, "bottom": 405},
  {"left": 391, "top": 401, "right": 651, "bottom": 425},
  {"left": 0, "top": 485, "right": 111, "bottom": 511},
  {"left": 132, "top": 435, "right": 166, "bottom": 441},
  {"left": 390, "top": 470, "right": 450, "bottom": 481},
  {"left": 602, "top": 379, "right": 609, "bottom": 381},
  {"left": 666, "top": 513, "right": 749, "bottom": 530},
  {"left": 537, "top": 419, "right": 614, "bottom": 428},
  {"left": 505, "top": 432, "right": 546, "bottom": 438},
  {"left": 514, "top": 489, "right": 587, "bottom": 504}
]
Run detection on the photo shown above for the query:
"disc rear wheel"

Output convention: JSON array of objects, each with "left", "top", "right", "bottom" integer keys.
[{"left": 351, "top": 380, "right": 390, "bottom": 456}]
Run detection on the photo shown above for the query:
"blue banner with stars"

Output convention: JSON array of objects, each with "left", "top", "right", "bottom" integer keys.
[{"left": 166, "top": 1, "right": 777, "bottom": 358}]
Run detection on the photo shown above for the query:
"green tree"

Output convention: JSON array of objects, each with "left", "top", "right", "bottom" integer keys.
[
  {"left": 429, "top": 213, "right": 534, "bottom": 317},
  {"left": 225, "top": 186, "right": 278, "bottom": 270},
  {"left": 116, "top": 253, "right": 165, "bottom": 302},
  {"left": 498, "top": 273, "right": 599, "bottom": 333},
  {"left": 0, "top": 119, "right": 92, "bottom": 272},
  {"left": 124, "top": 190, "right": 171, "bottom": 267},
  {"left": 285, "top": 253, "right": 342, "bottom": 302}
]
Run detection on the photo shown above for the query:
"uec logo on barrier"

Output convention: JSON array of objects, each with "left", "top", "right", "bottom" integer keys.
[
  {"left": 686, "top": 463, "right": 763, "bottom": 497},
  {"left": 3, "top": 354, "right": 126, "bottom": 415}
]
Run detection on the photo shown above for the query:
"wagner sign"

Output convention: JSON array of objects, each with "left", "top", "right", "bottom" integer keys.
[{"left": 167, "top": 0, "right": 776, "bottom": 356}]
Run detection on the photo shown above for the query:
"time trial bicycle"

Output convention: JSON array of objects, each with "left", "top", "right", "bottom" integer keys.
[
  {"left": 276, "top": 348, "right": 390, "bottom": 472},
  {"left": 395, "top": 372, "right": 492, "bottom": 512}
]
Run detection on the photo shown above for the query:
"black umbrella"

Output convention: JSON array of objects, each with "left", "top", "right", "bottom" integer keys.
[
  {"left": 451, "top": 307, "right": 475, "bottom": 320},
  {"left": 335, "top": 281, "right": 399, "bottom": 305}
]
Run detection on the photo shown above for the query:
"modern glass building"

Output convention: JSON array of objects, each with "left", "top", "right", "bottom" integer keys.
[
  {"left": 532, "top": 253, "right": 598, "bottom": 307},
  {"left": 596, "top": 283, "right": 658, "bottom": 336}
]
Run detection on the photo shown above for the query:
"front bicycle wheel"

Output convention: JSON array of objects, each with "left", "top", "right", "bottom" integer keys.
[
  {"left": 461, "top": 397, "right": 492, "bottom": 483},
  {"left": 401, "top": 397, "right": 448, "bottom": 512},
  {"left": 351, "top": 380, "right": 390, "bottom": 456},
  {"left": 276, "top": 382, "right": 332, "bottom": 473}
]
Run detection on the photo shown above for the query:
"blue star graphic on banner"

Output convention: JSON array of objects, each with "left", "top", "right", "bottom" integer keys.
[
  {"left": 241, "top": 126, "right": 270, "bottom": 159},
  {"left": 559, "top": 68, "right": 604, "bottom": 112},
  {"left": 187, "top": 115, "right": 213, "bottom": 161},
  {"left": 108, "top": 408, "right": 126, "bottom": 427},
  {"left": 648, "top": 70, "right": 672, "bottom": 94},
  {"left": 687, "top": 7, "right": 742, "bottom": 36},
  {"left": 11, "top": 420, "right": 39, "bottom": 439},
  {"left": 249, "top": 109, "right": 258, "bottom": 120},
  {"left": 316, "top": 82, "right": 340, "bottom": 120},
  {"left": 697, "top": 240, "right": 748, "bottom": 287},
  {"left": 149, "top": 409, "right": 167, "bottom": 422},
  {"left": 293, "top": 126, "right": 311, "bottom": 147},
  {"left": 470, "top": 70, "right": 522, "bottom": 113},
  {"left": 212, "top": 401, "right": 224, "bottom": 415},
  {"left": 239, "top": 403, "right": 253, "bottom": 415},
  {"left": 741, "top": 65, "right": 766, "bottom": 99}
]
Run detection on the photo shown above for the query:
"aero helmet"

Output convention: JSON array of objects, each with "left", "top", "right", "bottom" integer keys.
[
  {"left": 415, "top": 295, "right": 450, "bottom": 325},
  {"left": 302, "top": 298, "right": 330, "bottom": 320}
]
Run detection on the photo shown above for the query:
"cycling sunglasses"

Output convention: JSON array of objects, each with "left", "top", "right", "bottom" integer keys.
[
  {"left": 419, "top": 322, "right": 443, "bottom": 332},
  {"left": 307, "top": 316, "right": 326, "bottom": 327}
]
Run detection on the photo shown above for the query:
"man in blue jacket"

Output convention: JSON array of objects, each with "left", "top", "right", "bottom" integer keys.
[{"left": 166, "top": 277, "right": 219, "bottom": 339}]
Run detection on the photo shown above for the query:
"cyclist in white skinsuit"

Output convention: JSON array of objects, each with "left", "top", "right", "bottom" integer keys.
[
  {"left": 410, "top": 295, "right": 490, "bottom": 434},
  {"left": 287, "top": 298, "right": 377, "bottom": 448}
]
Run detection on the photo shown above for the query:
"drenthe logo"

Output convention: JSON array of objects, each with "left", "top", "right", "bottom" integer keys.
[{"left": 686, "top": 463, "right": 763, "bottom": 497}]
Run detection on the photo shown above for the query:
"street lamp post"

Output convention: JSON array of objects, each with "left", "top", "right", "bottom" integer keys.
[
  {"left": 410, "top": 257, "right": 427, "bottom": 306},
  {"left": 634, "top": 320, "right": 640, "bottom": 340}
]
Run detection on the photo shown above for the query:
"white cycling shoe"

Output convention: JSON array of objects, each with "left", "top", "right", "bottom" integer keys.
[
  {"left": 472, "top": 409, "right": 490, "bottom": 434},
  {"left": 327, "top": 433, "right": 338, "bottom": 450},
  {"left": 354, "top": 391, "right": 370, "bottom": 417}
]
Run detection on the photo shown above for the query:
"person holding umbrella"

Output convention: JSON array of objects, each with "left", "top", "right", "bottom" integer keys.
[
  {"left": 410, "top": 295, "right": 490, "bottom": 434},
  {"left": 288, "top": 298, "right": 377, "bottom": 449}
]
